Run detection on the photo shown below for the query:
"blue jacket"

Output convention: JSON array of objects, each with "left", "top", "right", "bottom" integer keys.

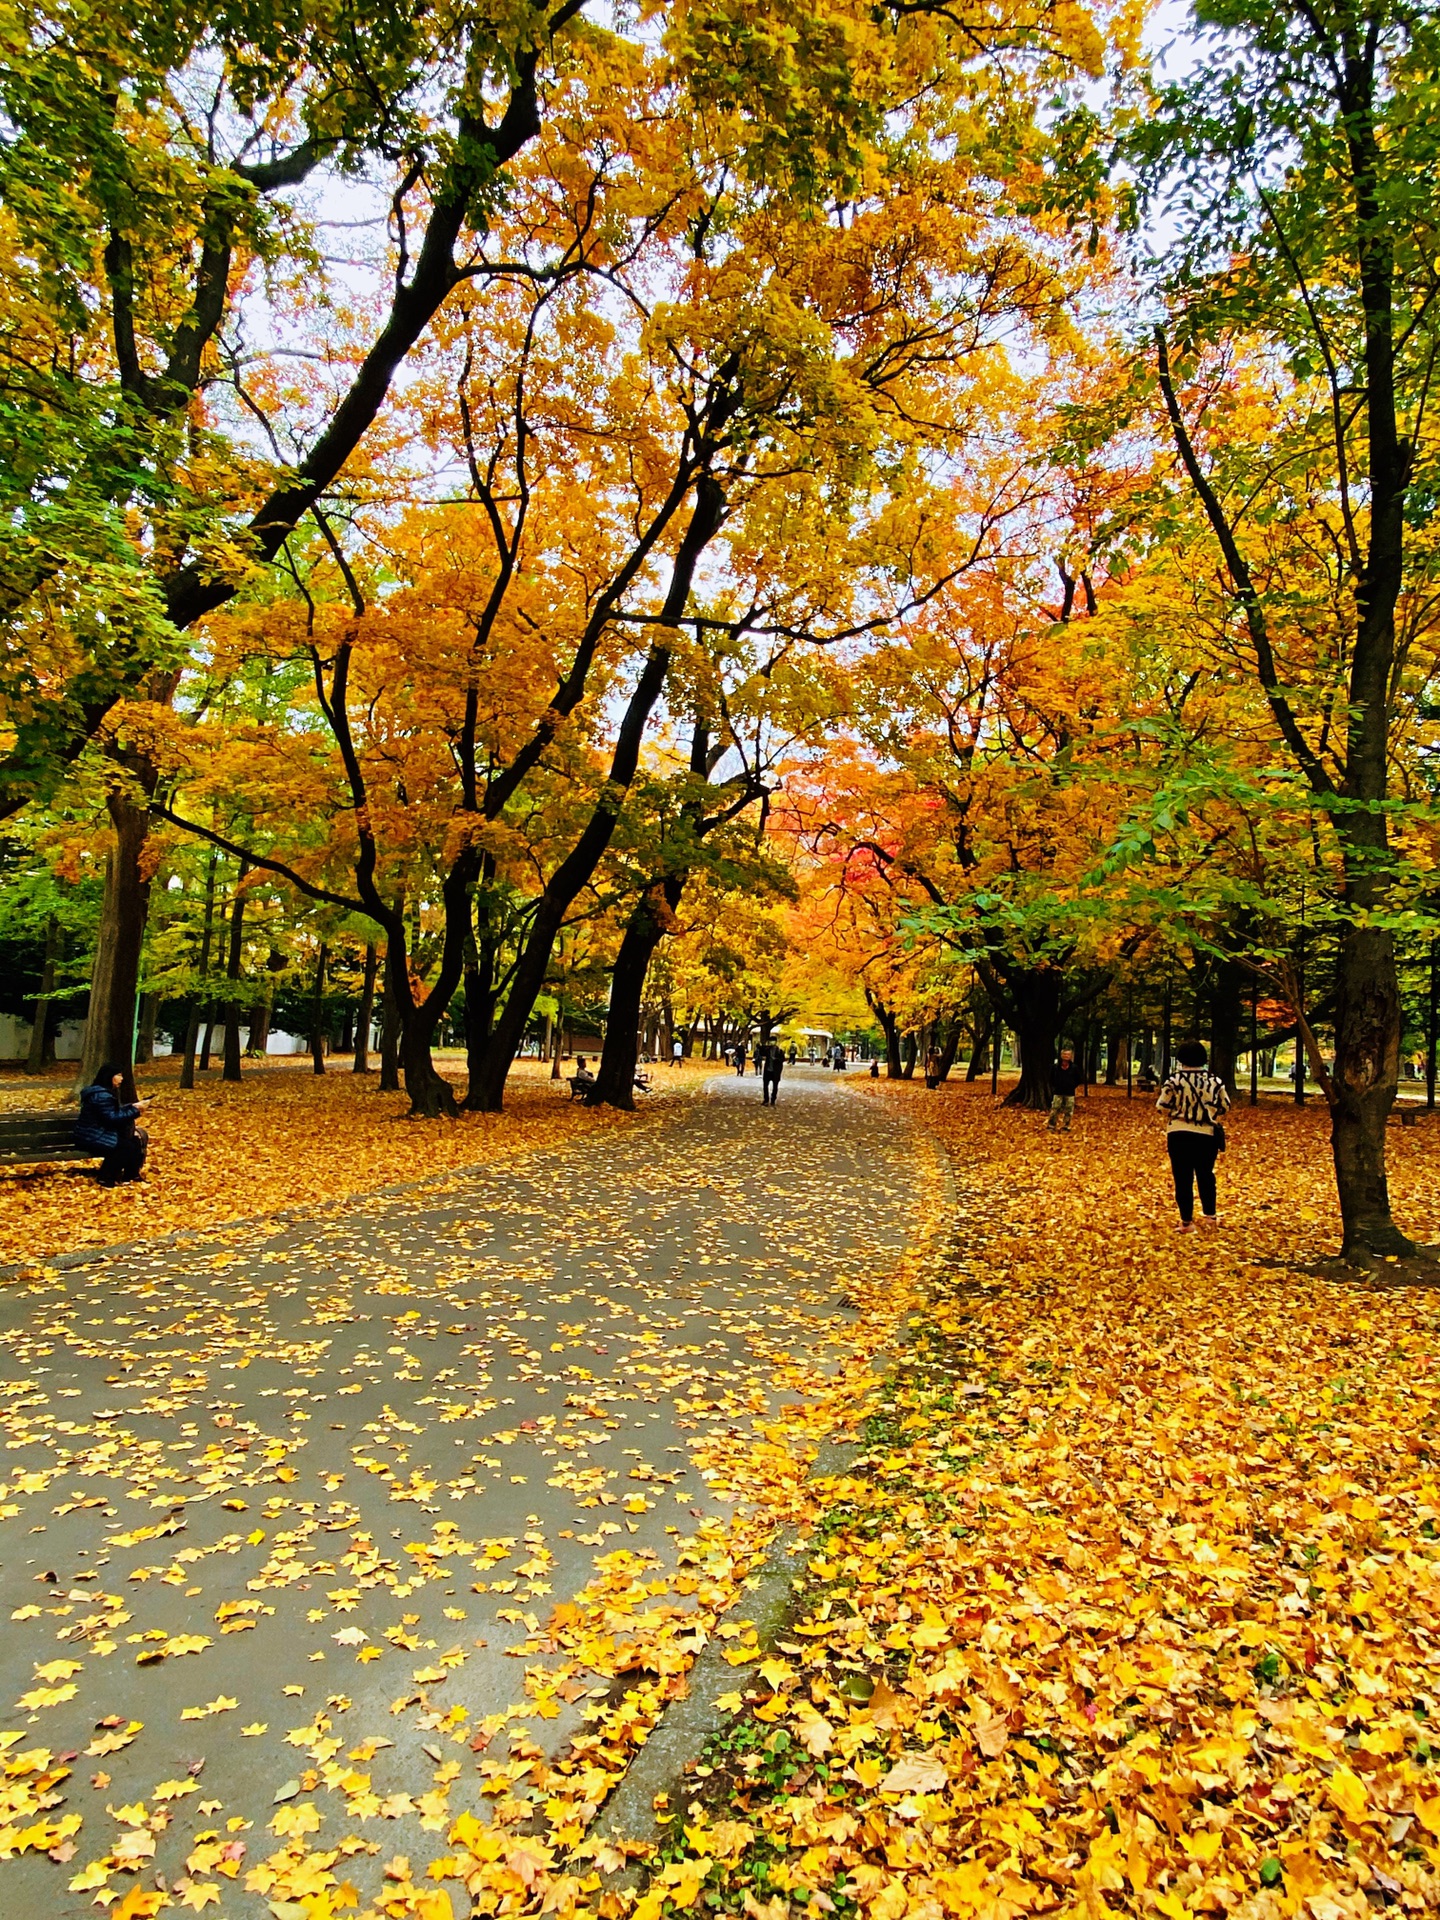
[{"left": 75, "top": 1084, "right": 141, "bottom": 1151}]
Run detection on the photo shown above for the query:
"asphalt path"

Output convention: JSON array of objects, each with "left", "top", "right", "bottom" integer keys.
[{"left": 0, "top": 1066, "right": 930, "bottom": 1916}]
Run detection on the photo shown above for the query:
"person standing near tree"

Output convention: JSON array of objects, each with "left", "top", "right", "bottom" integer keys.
[
  {"left": 733, "top": 1044, "right": 746, "bottom": 1077},
  {"left": 1156, "top": 1040, "right": 1232, "bottom": 1232},
  {"left": 761, "top": 1039, "right": 785, "bottom": 1106},
  {"left": 1047, "top": 1047, "right": 1083, "bottom": 1131}
]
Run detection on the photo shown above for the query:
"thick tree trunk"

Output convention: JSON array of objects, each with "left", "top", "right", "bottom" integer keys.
[
  {"left": 354, "top": 943, "right": 377, "bottom": 1073},
  {"left": 461, "top": 958, "right": 498, "bottom": 1108},
  {"left": 77, "top": 790, "right": 153, "bottom": 1100},
  {"left": 999, "top": 968, "right": 1064, "bottom": 1109},
  {"left": 1330, "top": 921, "right": 1408, "bottom": 1258},
  {"left": 594, "top": 882, "right": 681, "bottom": 1110},
  {"left": 900, "top": 1032, "right": 918, "bottom": 1080},
  {"left": 400, "top": 1019, "right": 456, "bottom": 1115},
  {"left": 25, "top": 916, "right": 58, "bottom": 1075}
]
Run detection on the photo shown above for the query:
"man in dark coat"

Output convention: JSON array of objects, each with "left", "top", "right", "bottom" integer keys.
[{"left": 761, "top": 1040, "right": 785, "bottom": 1106}]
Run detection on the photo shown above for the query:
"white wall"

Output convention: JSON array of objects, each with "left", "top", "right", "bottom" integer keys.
[{"left": 1, "top": 1015, "right": 168, "bottom": 1066}]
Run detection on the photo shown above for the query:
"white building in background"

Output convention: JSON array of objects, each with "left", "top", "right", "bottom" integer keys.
[{"left": 0, "top": 1014, "right": 93, "bottom": 1063}]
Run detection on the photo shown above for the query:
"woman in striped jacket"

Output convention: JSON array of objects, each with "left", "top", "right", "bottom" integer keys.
[{"left": 1156, "top": 1041, "right": 1232, "bottom": 1230}]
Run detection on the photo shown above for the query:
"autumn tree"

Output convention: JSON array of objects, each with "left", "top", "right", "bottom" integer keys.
[{"left": 1129, "top": 0, "right": 1440, "bottom": 1257}]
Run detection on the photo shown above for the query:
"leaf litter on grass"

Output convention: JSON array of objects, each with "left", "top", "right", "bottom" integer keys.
[{"left": 641, "top": 1084, "right": 1440, "bottom": 1920}]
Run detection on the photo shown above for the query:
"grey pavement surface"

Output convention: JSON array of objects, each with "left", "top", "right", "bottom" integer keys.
[{"left": 0, "top": 1067, "right": 931, "bottom": 1916}]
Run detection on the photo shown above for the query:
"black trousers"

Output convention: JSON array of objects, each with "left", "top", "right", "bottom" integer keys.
[
  {"left": 101, "top": 1124, "right": 148, "bottom": 1186},
  {"left": 762, "top": 1073, "right": 781, "bottom": 1105},
  {"left": 1167, "top": 1130, "right": 1218, "bottom": 1222}
]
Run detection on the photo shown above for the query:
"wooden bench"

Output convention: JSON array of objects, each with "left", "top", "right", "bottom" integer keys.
[
  {"left": 0, "top": 1109, "right": 95, "bottom": 1167},
  {"left": 566, "top": 1076, "right": 596, "bottom": 1103}
]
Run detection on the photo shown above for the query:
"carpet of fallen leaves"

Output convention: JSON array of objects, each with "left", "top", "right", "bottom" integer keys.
[
  {"left": 638, "top": 1086, "right": 1440, "bottom": 1920},
  {"left": 0, "top": 1059, "right": 712, "bottom": 1268}
]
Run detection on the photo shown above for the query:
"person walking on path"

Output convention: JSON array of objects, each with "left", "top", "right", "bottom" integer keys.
[
  {"left": 924, "top": 1045, "right": 942, "bottom": 1090},
  {"left": 1156, "top": 1039, "right": 1232, "bottom": 1230},
  {"left": 761, "top": 1040, "right": 785, "bottom": 1106},
  {"left": 733, "top": 1044, "right": 746, "bottom": 1077},
  {"left": 75, "top": 1064, "right": 151, "bottom": 1185},
  {"left": 1047, "top": 1047, "right": 1083, "bottom": 1130},
  {"left": 671, "top": 1037, "right": 683, "bottom": 1067}
]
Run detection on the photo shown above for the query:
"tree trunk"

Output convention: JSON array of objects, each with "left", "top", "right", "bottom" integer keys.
[
  {"left": 354, "top": 943, "right": 377, "bottom": 1073},
  {"left": 24, "top": 916, "right": 58, "bottom": 1075},
  {"left": 221, "top": 861, "right": 250, "bottom": 1083},
  {"left": 935, "top": 1020, "right": 962, "bottom": 1083},
  {"left": 76, "top": 789, "right": 153, "bottom": 1100},
  {"left": 1330, "top": 922, "right": 1408, "bottom": 1258},
  {"left": 310, "top": 942, "right": 328, "bottom": 1075},
  {"left": 900, "top": 1032, "right": 918, "bottom": 1080},
  {"left": 594, "top": 881, "right": 681, "bottom": 1110},
  {"left": 998, "top": 967, "right": 1064, "bottom": 1109},
  {"left": 867, "top": 992, "right": 902, "bottom": 1078},
  {"left": 964, "top": 1010, "right": 991, "bottom": 1081},
  {"left": 1104, "top": 1024, "right": 1126, "bottom": 1086}
]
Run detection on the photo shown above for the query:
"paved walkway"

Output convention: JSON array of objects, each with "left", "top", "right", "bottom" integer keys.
[{"left": 0, "top": 1069, "right": 932, "bottom": 1915}]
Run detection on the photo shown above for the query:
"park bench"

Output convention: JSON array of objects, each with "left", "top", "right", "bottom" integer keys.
[
  {"left": 0, "top": 1108, "right": 93, "bottom": 1167},
  {"left": 566, "top": 1072, "right": 652, "bottom": 1102}
]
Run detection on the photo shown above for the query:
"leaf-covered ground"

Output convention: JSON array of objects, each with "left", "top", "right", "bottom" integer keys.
[
  {"left": 645, "top": 1084, "right": 1440, "bottom": 1920},
  {"left": 0, "top": 1060, "right": 712, "bottom": 1269},
  {"left": 0, "top": 1067, "right": 948, "bottom": 1919}
]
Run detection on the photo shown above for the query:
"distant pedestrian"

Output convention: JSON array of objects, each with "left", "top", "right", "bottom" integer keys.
[
  {"left": 1157, "top": 1040, "right": 1231, "bottom": 1231},
  {"left": 924, "top": 1046, "right": 941, "bottom": 1090},
  {"left": 1047, "top": 1047, "right": 1082, "bottom": 1130},
  {"left": 75, "top": 1064, "right": 150, "bottom": 1186},
  {"left": 787, "top": 1043, "right": 798, "bottom": 1064},
  {"left": 671, "top": 1038, "right": 683, "bottom": 1066},
  {"left": 752, "top": 1041, "right": 764, "bottom": 1075},
  {"left": 733, "top": 1045, "right": 746, "bottom": 1077},
  {"left": 761, "top": 1041, "right": 785, "bottom": 1106}
]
